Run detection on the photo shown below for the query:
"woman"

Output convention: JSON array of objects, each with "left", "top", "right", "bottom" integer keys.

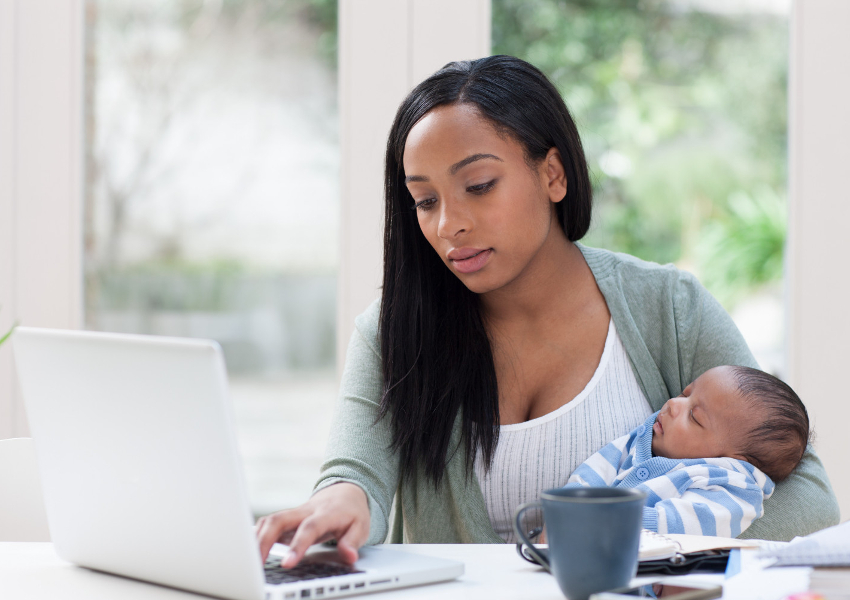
[{"left": 258, "top": 56, "right": 838, "bottom": 567}]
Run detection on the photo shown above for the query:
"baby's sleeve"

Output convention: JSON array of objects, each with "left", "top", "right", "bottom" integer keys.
[
  {"left": 640, "top": 462, "right": 768, "bottom": 537},
  {"left": 564, "top": 433, "right": 634, "bottom": 488}
]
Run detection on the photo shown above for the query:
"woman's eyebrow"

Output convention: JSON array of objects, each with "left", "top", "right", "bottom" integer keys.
[
  {"left": 449, "top": 153, "right": 502, "bottom": 175},
  {"left": 404, "top": 153, "right": 503, "bottom": 184}
]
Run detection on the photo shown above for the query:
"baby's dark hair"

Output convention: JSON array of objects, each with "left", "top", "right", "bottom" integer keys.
[{"left": 731, "top": 366, "right": 810, "bottom": 482}]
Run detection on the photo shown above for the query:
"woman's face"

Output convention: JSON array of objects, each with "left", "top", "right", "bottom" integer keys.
[{"left": 402, "top": 104, "right": 567, "bottom": 295}]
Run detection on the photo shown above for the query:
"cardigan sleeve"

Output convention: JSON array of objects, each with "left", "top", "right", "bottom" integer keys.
[
  {"left": 672, "top": 269, "right": 757, "bottom": 381},
  {"left": 741, "top": 448, "right": 838, "bottom": 541},
  {"left": 313, "top": 302, "right": 400, "bottom": 545},
  {"left": 578, "top": 247, "right": 839, "bottom": 541},
  {"left": 672, "top": 272, "right": 840, "bottom": 540}
]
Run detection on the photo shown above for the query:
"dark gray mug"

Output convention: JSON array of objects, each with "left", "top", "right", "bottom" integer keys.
[{"left": 514, "top": 487, "right": 647, "bottom": 600}]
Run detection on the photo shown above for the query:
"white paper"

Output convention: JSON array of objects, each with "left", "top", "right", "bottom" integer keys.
[{"left": 758, "top": 520, "right": 850, "bottom": 567}]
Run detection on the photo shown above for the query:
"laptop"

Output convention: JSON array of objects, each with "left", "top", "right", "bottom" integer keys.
[{"left": 12, "top": 327, "right": 463, "bottom": 600}]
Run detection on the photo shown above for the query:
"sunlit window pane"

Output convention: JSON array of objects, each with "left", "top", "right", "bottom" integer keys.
[
  {"left": 493, "top": 0, "right": 789, "bottom": 376},
  {"left": 84, "top": 0, "right": 338, "bottom": 516}
]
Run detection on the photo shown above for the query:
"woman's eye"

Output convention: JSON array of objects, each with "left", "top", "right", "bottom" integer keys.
[
  {"left": 467, "top": 179, "right": 496, "bottom": 195},
  {"left": 413, "top": 198, "right": 436, "bottom": 211}
]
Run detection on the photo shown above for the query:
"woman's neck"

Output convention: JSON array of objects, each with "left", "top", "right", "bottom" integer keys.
[{"left": 480, "top": 226, "right": 591, "bottom": 329}]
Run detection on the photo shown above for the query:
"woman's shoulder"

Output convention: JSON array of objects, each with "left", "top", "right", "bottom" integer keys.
[
  {"left": 339, "top": 299, "right": 382, "bottom": 387},
  {"left": 577, "top": 244, "right": 706, "bottom": 307},
  {"left": 352, "top": 297, "right": 382, "bottom": 356}
]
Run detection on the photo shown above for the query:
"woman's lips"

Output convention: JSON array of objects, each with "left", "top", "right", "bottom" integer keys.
[{"left": 450, "top": 248, "right": 493, "bottom": 274}]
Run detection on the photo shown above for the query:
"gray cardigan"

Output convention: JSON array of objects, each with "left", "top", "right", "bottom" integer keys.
[{"left": 316, "top": 245, "right": 840, "bottom": 543}]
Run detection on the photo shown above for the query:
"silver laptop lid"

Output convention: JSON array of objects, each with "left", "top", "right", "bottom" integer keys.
[{"left": 13, "top": 327, "right": 265, "bottom": 600}]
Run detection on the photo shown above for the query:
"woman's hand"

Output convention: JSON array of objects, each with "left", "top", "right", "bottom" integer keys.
[{"left": 256, "top": 482, "right": 370, "bottom": 568}]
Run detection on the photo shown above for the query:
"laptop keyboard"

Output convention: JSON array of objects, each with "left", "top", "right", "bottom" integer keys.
[{"left": 264, "top": 556, "right": 364, "bottom": 585}]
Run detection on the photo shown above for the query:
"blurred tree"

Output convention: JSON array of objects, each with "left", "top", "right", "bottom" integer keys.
[
  {"left": 696, "top": 187, "right": 786, "bottom": 306},
  {"left": 84, "top": 0, "right": 339, "bottom": 371},
  {"left": 493, "top": 0, "right": 788, "bottom": 307}
]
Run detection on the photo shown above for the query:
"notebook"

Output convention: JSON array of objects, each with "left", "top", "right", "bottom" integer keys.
[
  {"left": 639, "top": 530, "right": 680, "bottom": 561},
  {"left": 758, "top": 520, "right": 850, "bottom": 567},
  {"left": 652, "top": 532, "right": 759, "bottom": 557},
  {"left": 13, "top": 327, "right": 464, "bottom": 600},
  {"left": 518, "top": 529, "right": 756, "bottom": 567},
  {"left": 636, "top": 531, "right": 760, "bottom": 576}
]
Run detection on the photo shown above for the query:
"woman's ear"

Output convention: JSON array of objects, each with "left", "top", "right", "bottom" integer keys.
[{"left": 544, "top": 147, "right": 567, "bottom": 203}]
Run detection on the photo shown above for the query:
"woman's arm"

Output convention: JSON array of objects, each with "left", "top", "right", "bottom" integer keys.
[
  {"left": 312, "top": 312, "right": 401, "bottom": 544},
  {"left": 740, "top": 447, "right": 838, "bottom": 541},
  {"left": 585, "top": 246, "right": 840, "bottom": 540},
  {"left": 676, "top": 273, "right": 840, "bottom": 540},
  {"left": 256, "top": 302, "right": 401, "bottom": 563}
]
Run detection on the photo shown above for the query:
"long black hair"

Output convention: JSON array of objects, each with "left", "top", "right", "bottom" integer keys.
[{"left": 378, "top": 55, "right": 592, "bottom": 486}]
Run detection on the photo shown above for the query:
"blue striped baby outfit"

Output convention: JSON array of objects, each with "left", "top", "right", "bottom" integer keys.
[{"left": 564, "top": 411, "right": 774, "bottom": 536}]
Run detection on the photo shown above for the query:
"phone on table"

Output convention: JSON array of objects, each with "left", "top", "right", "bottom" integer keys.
[{"left": 590, "top": 579, "right": 722, "bottom": 600}]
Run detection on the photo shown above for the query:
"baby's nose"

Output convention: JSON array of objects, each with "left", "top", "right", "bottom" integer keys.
[{"left": 668, "top": 397, "right": 685, "bottom": 416}]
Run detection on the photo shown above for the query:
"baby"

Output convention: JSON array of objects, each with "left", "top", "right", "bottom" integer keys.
[{"left": 564, "top": 365, "right": 810, "bottom": 537}]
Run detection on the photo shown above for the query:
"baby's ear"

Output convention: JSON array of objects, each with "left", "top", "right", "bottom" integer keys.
[{"left": 731, "top": 451, "right": 752, "bottom": 465}]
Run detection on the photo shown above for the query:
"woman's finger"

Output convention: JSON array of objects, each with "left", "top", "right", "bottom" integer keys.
[
  {"left": 255, "top": 515, "right": 270, "bottom": 539},
  {"left": 281, "top": 514, "right": 331, "bottom": 568},
  {"left": 258, "top": 483, "right": 370, "bottom": 568},
  {"left": 335, "top": 518, "right": 368, "bottom": 565},
  {"left": 257, "top": 507, "right": 310, "bottom": 562}
]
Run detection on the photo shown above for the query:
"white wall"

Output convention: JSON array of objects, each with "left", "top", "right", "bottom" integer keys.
[
  {"left": 336, "top": 0, "right": 491, "bottom": 372},
  {"left": 0, "top": 0, "right": 84, "bottom": 438},
  {"left": 787, "top": 0, "right": 850, "bottom": 520}
]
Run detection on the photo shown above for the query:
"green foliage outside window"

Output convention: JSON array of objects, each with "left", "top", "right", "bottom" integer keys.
[{"left": 492, "top": 0, "right": 788, "bottom": 308}]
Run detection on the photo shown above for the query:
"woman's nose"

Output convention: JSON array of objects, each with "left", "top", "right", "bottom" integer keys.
[{"left": 436, "top": 197, "right": 473, "bottom": 239}]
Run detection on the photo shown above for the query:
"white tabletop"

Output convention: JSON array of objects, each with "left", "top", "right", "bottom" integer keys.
[{"left": 0, "top": 542, "right": 810, "bottom": 600}]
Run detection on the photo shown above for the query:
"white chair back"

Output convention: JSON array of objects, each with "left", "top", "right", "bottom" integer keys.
[{"left": 0, "top": 437, "right": 50, "bottom": 541}]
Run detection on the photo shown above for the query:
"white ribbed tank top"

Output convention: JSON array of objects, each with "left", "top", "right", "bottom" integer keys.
[{"left": 474, "top": 319, "right": 653, "bottom": 543}]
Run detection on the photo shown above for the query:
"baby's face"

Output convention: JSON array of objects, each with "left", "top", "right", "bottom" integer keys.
[{"left": 651, "top": 366, "right": 752, "bottom": 460}]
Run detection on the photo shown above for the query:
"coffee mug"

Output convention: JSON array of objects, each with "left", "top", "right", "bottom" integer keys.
[{"left": 514, "top": 487, "right": 647, "bottom": 600}]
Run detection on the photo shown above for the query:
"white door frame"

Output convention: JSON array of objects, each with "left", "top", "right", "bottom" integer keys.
[
  {"left": 336, "top": 0, "right": 492, "bottom": 372},
  {"left": 787, "top": 0, "right": 850, "bottom": 520},
  {"left": 0, "top": 0, "right": 84, "bottom": 438}
]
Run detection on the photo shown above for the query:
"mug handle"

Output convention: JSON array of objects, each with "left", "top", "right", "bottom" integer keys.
[{"left": 513, "top": 501, "right": 550, "bottom": 572}]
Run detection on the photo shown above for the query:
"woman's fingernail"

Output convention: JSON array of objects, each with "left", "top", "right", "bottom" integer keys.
[{"left": 282, "top": 550, "right": 296, "bottom": 567}]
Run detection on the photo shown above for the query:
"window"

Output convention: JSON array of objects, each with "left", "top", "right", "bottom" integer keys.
[
  {"left": 84, "top": 0, "right": 339, "bottom": 515},
  {"left": 494, "top": 0, "right": 790, "bottom": 375}
]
